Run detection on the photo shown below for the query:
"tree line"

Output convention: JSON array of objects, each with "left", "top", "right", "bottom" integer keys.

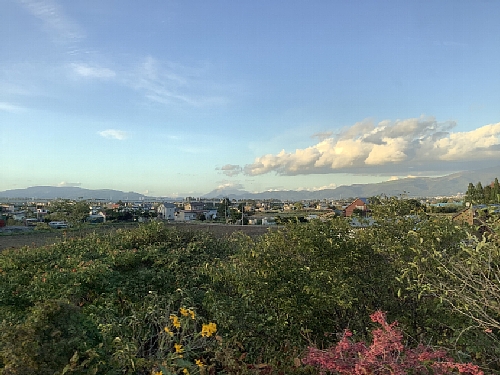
[{"left": 464, "top": 177, "right": 500, "bottom": 205}]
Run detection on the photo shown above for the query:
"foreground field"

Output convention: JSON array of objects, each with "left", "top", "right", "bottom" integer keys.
[{"left": 0, "top": 212, "right": 498, "bottom": 374}]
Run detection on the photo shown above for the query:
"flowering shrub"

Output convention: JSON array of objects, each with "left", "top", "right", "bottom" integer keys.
[
  {"left": 149, "top": 306, "right": 219, "bottom": 375},
  {"left": 303, "top": 311, "right": 484, "bottom": 375}
]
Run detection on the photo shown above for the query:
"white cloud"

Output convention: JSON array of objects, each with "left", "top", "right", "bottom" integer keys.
[
  {"left": 297, "top": 183, "right": 337, "bottom": 191},
  {"left": 216, "top": 181, "right": 245, "bottom": 190},
  {"left": 18, "top": 0, "right": 84, "bottom": 42},
  {"left": 238, "top": 116, "right": 500, "bottom": 176},
  {"left": 388, "top": 175, "right": 418, "bottom": 181},
  {"left": 98, "top": 129, "right": 129, "bottom": 140},
  {"left": 71, "top": 63, "right": 116, "bottom": 79},
  {"left": 57, "top": 181, "right": 81, "bottom": 187},
  {"left": 434, "top": 123, "right": 500, "bottom": 161}
]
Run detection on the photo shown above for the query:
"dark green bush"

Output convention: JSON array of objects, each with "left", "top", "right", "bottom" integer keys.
[
  {"left": 0, "top": 300, "right": 101, "bottom": 375},
  {"left": 204, "top": 219, "right": 397, "bottom": 362}
]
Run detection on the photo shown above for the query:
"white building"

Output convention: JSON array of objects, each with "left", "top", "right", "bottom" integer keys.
[
  {"left": 175, "top": 210, "right": 197, "bottom": 221},
  {"left": 157, "top": 203, "right": 176, "bottom": 220}
]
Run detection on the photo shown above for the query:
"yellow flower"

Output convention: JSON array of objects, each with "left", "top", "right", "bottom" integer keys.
[
  {"left": 201, "top": 322, "right": 217, "bottom": 337},
  {"left": 174, "top": 343, "right": 184, "bottom": 353},
  {"left": 170, "top": 314, "right": 181, "bottom": 328},
  {"left": 152, "top": 371, "right": 162, "bottom": 375},
  {"left": 195, "top": 359, "right": 204, "bottom": 368},
  {"left": 183, "top": 368, "right": 190, "bottom": 375},
  {"left": 180, "top": 307, "right": 196, "bottom": 320},
  {"left": 163, "top": 326, "right": 173, "bottom": 336}
]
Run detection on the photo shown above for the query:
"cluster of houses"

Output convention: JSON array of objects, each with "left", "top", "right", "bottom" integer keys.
[
  {"left": 106, "top": 198, "right": 371, "bottom": 223},
  {"left": 1, "top": 197, "right": 372, "bottom": 228},
  {"left": 5, "top": 195, "right": 499, "bottom": 229},
  {"left": 157, "top": 201, "right": 217, "bottom": 221}
]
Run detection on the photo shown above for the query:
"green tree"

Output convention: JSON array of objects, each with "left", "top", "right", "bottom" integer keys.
[
  {"left": 484, "top": 185, "right": 493, "bottom": 204},
  {"left": 475, "top": 181, "right": 485, "bottom": 204},
  {"left": 465, "top": 182, "right": 476, "bottom": 205},
  {"left": 46, "top": 200, "right": 89, "bottom": 226},
  {"left": 217, "top": 198, "right": 231, "bottom": 222},
  {"left": 492, "top": 178, "right": 500, "bottom": 203}
]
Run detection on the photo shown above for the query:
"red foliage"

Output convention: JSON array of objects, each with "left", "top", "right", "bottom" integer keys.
[{"left": 303, "top": 311, "right": 483, "bottom": 375}]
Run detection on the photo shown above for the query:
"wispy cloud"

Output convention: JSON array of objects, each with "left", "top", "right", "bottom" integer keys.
[
  {"left": 18, "top": 0, "right": 84, "bottom": 43},
  {"left": 217, "top": 164, "right": 243, "bottom": 177},
  {"left": 311, "top": 131, "right": 333, "bottom": 141},
  {"left": 131, "top": 56, "right": 228, "bottom": 107},
  {"left": 71, "top": 63, "right": 116, "bottom": 79},
  {"left": 98, "top": 129, "right": 129, "bottom": 140},
  {"left": 228, "top": 116, "right": 500, "bottom": 177},
  {"left": 0, "top": 102, "right": 25, "bottom": 113}
]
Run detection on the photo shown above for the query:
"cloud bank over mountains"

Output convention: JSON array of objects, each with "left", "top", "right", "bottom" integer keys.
[{"left": 222, "top": 117, "right": 500, "bottom": 177}]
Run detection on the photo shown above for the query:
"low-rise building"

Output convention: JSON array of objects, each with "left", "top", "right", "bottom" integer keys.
[
  {"left": 343, "top": 198, "right": 369, "bottom": 217},
  {"left": 176, "top": 210, "right": 197, "bottom": 221},
  {"left": 157, "top": 202, "right": 176, "bottom": 220},
  {"left": 184, "top": 201, "right": 204, "bottom": 211}
]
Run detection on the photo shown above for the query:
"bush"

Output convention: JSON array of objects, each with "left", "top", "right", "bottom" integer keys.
[
  {"left": 303, "top": 311, "right": 484, "bottom": 375},
  {"left": 0, "top": 300, "right": 101, "bottom": 375},
  {"left": 0, "top": 223, "right": 231, "bottom": 374},
  {"left": 204, "top": 219, "right": 397, "bottom": 362}
]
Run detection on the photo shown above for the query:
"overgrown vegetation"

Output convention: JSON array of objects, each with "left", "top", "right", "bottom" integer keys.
[{"left": 1, "top": 199, "right": 499, "bottom": 374}]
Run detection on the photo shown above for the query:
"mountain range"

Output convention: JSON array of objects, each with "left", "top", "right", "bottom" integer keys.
[
  {"left": 1, "top": 166, "right": 499, "bottom": 201},
  {"left": 0, "top": 186, "right": 149, "bottom": 201},
  {"left": 202, "top": 166, "right": 500, "bottom": 200}
]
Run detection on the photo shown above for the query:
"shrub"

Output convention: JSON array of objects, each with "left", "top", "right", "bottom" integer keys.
[
  {"left": 303, "top": 311, "right": 483, "bottom": 375},
  {"left": 204, "top": 220, "right": 397, "bottom": 362},
  {"left": 0, "top": 300, "right": 101, "bottom": 375}
]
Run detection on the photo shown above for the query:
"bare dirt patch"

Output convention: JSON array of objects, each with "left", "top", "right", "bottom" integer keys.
[
  {"left": 0, "top": 222, "right": 274, "bottom": 251},
  {"left": 0, "top": 230, "right": 68, "bottom": 251}
]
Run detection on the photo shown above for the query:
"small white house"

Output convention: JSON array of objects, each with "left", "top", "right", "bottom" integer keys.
[
  {"left": 12, "top": 211, "right": 26, "bottom": 221},
  {"left": 87, "top": 212, "right": 106, "bottom": 223},
  {"left": 262, "top": 217, "right": 276, "bottom": 225},
  {"left": 158, "top": 203, "right": 176, "bottom": 220},
  {"left": 175, "top": 210, "right": 197, "bottom": 221},
  {"left": 204, "top": 209, "right": 217, "bottom": 220}
]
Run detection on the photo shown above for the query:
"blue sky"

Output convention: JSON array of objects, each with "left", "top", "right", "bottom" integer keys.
[{"left": 2, "top": 0, "right": 500, "bottom": 197}]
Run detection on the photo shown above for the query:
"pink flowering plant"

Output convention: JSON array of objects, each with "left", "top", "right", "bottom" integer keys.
[{"left": 303, "top": 311, "right": 483, "bottom": 375}]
